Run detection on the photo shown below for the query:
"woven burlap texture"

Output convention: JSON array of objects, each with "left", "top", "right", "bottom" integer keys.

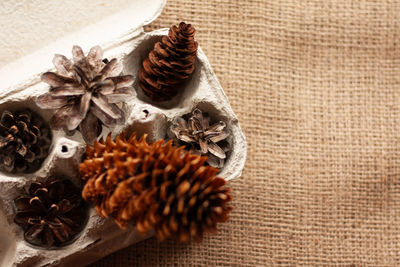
[{"left": 91, "top": 0, "right": 400, "bottom": 266}]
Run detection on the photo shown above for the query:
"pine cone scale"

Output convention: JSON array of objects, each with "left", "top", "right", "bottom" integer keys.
[
  {"left": 36, "top": 94, "right": 70, "bottom": 109},
  {"left": 0, "top": 135, "right": 12, "bottom": 147},
  {"left": 50, "top": 85, "right": 85, "bottom": 97},
  {"left": 53, "top": 54, "right": 72, "bottom": 75},
  {"left": 41, "top": 72, "right": 76, "bottom": 87}
]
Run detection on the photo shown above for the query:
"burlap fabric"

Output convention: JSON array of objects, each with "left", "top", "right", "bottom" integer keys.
[{"left": 91, "top": 0, "right": 400, "bottom": 266}]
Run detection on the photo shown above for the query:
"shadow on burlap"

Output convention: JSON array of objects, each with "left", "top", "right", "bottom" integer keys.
[{"left": 91, "top": 0, "right": 400, "bottom": 266}]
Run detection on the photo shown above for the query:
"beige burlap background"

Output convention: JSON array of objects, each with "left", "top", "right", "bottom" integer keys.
[{"left": 91, "top": 0, "right": 400, "bottom": 266}]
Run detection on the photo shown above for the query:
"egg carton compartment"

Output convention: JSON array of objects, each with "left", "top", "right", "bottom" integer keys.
[{"left": 0, "top": 25, "right": 246, "bottom": 267}]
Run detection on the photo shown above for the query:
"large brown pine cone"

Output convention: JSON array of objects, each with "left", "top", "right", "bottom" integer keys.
[
  {"left": 14, "top": 178, "right": 87, "bottom": 247},
  {"left": 139, "top": 22, "right": 198, "bottom": 102},
  {"left": 80, "top": 132, "right": 232, "bottom": 242},
  {"left": 0, "top": 109, "right": 52, "bottom": 173}
]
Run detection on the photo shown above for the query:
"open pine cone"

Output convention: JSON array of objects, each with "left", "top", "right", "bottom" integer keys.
[
  {"left": 36, "top": 45, "right": 134, "bottom": 143},
  {"left": 139, "top": 22, "right": 198, "bottom": 101},
  {"left": 170, "top": 108, "right": 230, "bottom": 168},
  {"left": 0, "top": 109, "right": 51, "bottom": 173},
  {"left": 14, "top": 178, "right": 87, "bottom": 247},
  {"left": 80, "top": 132, "right": 232, "bottom": 242}
]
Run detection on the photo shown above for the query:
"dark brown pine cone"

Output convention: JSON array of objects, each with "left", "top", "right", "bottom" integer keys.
[
  {"left": 0, "top": 109, "right": 52, "bottom": 173},
  {"left": 80, "top": 132, "right": 232, "bottom": 242},
  {"left": 14, "top": 178, "right": 87, "bottom": 247},
  {"left": 139, "top": 22, "right": 198, "bottom": 101}
]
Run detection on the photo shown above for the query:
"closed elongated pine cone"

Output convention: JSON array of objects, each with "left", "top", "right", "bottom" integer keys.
[
  {"left": 139, "top": 22, "right": 198, "bottom": 101},
  {"left": 80, "top": 132, "right": 232, "bottom": 242}
]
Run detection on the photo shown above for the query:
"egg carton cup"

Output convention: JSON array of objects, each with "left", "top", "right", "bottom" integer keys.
[{"left": 0, "top": 1, "right": 246, "bottom": 266}]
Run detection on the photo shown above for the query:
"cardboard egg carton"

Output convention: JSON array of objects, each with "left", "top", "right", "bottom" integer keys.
[{"left": 0, "top": 1, "right": 246, "bottom": 266}]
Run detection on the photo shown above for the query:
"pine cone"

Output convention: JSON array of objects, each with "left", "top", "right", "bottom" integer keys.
[
  {"left": 80, "top": 132, "right": 232, "bottom": 242},
  {"left": 36, "top": 45, "right": 134, "bottom": 143},
  {"left": 170, "top": 108, "right": 230, "bottom": 168},
  {"left": 0, "top": 109, "right": 51, "bottom": 173},
  {"left": 14, "top": 178, "right": 87, "bottom": 247},
  {"left": 139, "top": 22, "right": 198, "bottom": 101}
]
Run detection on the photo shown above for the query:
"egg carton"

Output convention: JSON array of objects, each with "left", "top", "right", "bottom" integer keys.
[{"left": 0, "top": 1, "right": 246, "bottom": 266}]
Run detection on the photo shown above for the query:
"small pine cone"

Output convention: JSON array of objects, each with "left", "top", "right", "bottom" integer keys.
[
  {"left": 139, "top": 22, "right": 198, "bottom": 101},
  {"left": 0, "top": 109, "right": 52, "bottom": 173},
  {"left": 14, "top": 178, "right": 87, "bottom": 247},
  {"left": 79, "top": 132, "right": 232, "bottom": 242},
  {"left": 170, "top": 108, "right": 230, "bottom": 168}
]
